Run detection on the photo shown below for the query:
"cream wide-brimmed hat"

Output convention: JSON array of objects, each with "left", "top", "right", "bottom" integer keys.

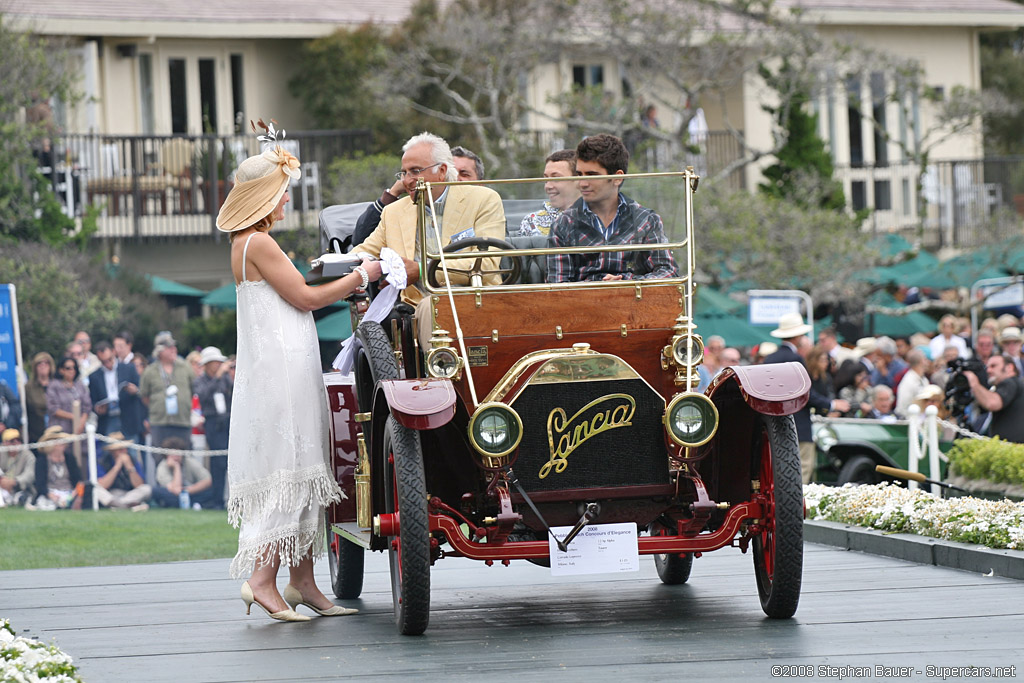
[
  {"left": 216, "top": 145, "right": 300, "bottom": 233},
  {"left": 770, "top": 313, "right": 813, "bottom": 339},
  {"left": 853, "top": 336, "right": 878, "bottom": 357},
  {"left": 102, "top": 431, "right": 134, "bottom": 452},
  {"left": 999, "top": 327, "right": 1022, "bottom": 343},
  {"left": 199, "top": 346, "right": 227, "bottom": 366}
]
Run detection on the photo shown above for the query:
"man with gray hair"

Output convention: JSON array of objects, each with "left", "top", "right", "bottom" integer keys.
[
  {"left": 351, "top": 133, "right": 507, "bottom": 344},
  {"left": 451, "top": 146, "right": 484, "bottom": 181},
  {"left": 871, "top": 336, "right": 906, "bottom": 390}
]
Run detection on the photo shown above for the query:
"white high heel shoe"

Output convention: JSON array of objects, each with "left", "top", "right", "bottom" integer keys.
[
  {"left": 241, "top": 582, "right": 311, "bottom": 622},
  {"left": 283, "top": 584, "right": 358, "bottom": 617}
]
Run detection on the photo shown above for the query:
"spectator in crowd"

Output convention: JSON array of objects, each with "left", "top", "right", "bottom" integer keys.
[
  {"left": 863, "top": 385, "right": 896, "bottom": 421},
  {"left": 818, "top": 327, "right": 851, "bottom": 368},
  {"left": 547, "top": 133, "right": 677, "bottom": 283},
  {"left": 838, "top": 366, "right": 874, "bottom": 418},
  {"left": 94, "top": 432, "right": 151, "bottom": 510},
  {"left": 893, "top": 336, "right": 911, "bottom": 361},
  {"left": 24, "top": 352, "right": 55, "bottom": 444},
  {"left": 1, "top": 428, "right": 35, "bottom": 507},
  {"left": 152, "top": 436, "right": 215, "bottom": 509},
  {"left": 113, "top": 330, "right": 135, "bottom": 365},
  {"left": 929, "top": 314, "right": 969, "bottom": 360},
  {"left": 999, "top": 327, "right": 1023, "bottom": 376},
  {"left": 964, "top": 354, "right": 1024, "bottom": 443},
  {"left": 194, "top": 346, "right": 232, "bottom": 510},
  {"left": 140, "top": 331, "right": 194, "bottom": 449},
  {"left": 996, "top": 313, "right": 1020, "bottom": 331},
  {"left": 764, "top": 313, "right": 848, "bottom": 484},
  {"left": 132, "top": 352, "right": 148, "bottom": 379},
  {"left": 930, "top": 345, "right": 961, "bottom": 390},
  {"left": 979, "top": 317, "right": 1001, "bottom": 341},
  {"left": 972, "top": 329, "right": 998, "bottom": 365},
  {"left": 806, "top": 344, "right": 836, "bottom": 411},
  {"left": 450, "top": 146, "right": 483, "bottom": 181},
  {"left": 186, "top": 350, "right": 203, "bottom": 377},
  {"left": 872, "top": 336, "right": 906, "bottom": 390},
  {"left": 32, "top": 425, "right": 83, "bottom": 510},
  {"left": 641, "top": 104, "right": 660, "bottom": 129},
  {"left": 719, "top": 347, "right": 742, "bottom": 370},
  {"left": 753, "top": 342, "right": 777, "bottom": 365},
  {"left": 703, "top": 335, "right": 725, "bottom": 378},
  {"left": 73, "top": 330, "right": 100, "bottom": 377},
  {"left": 514, "top": 149, "right": 581, "bottom": 237},
  {"left": 0, "top": 380, "right": 20, "bottom": 438},
  {"left": 46, "top": 355, "right": 91, "bottom": 437},
  {"left": 88, "top": 341, "right": 143, "bottom": 437},
  {"left": 895, "top": 349, "right": 932, "bottom": 418}
]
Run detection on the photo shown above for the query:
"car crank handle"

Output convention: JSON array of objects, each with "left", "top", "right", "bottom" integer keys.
[
  {"left": 557, "top": 502, "right": 601, "bottom": 552},
  {"left": 504, "top": 466, "right": 568, "bottom": 550},
  {"left": 874, "top": 465, "right": 967, "bottom": 493}
]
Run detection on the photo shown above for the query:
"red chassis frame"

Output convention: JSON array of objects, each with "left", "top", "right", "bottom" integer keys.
[{"left": 324, "top": 362, "right": 807, "bottom": 563}]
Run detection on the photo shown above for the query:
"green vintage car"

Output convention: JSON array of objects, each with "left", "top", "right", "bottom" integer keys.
[{"left": 813, "top": 417, "right": 953, "bottom": 485}]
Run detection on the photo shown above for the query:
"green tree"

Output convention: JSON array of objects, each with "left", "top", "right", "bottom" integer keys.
[
  {"left": 1, "top": 243, "right": 173, "bottom": 361},
  {"left": 981, "top": 27, "right": 1024, "bottom": 156},
  {"left": 759, "top": 64, "right": 845, "bottom": 211},
  {"left": 0, "top": 16, "right": 96, "bottom": 246}
]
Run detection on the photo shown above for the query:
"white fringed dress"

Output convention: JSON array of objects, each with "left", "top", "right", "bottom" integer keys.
[{"left": 227, "top": 233, "right": 343, "bottom": 578}]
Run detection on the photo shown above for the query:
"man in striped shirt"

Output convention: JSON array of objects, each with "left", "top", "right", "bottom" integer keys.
[{"left": 547, "top": 134, "right": 677, "bottom": 283}]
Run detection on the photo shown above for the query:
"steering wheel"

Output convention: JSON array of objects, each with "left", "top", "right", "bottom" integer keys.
[{"left": 426, "top": 237, "right": 522, "bottom": 288}]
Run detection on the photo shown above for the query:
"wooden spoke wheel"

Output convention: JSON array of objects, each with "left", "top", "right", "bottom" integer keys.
[{"left": 752, "top": 415, "right": 804, "bottom": 619}]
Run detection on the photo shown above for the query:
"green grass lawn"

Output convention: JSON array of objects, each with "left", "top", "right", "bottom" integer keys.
[{"left": 0, "top": 508, "right": 238, "bottom": 571}]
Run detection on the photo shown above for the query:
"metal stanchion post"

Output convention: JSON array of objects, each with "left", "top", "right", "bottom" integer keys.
[
  {"left": 86, "top": 422, "right": 98, "bottom": 511},
  {"left": 906, "top": 404, "right": 921, "bottom": 491}
]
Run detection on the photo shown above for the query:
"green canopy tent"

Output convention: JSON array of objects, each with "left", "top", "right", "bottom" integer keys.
[
  {"left": 694, "top": 285, "right": 744, "bottom": 316},
  {"left": 147, "top": 275, "right": 207, "bottom": 298},
  {"left": 695, "top": 313, "right": 777, "bottom": 347},
  {"left": 202, "top": 259, "right": 315, "bottom": 310}
]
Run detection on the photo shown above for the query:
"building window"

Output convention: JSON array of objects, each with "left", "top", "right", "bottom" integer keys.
[
  {"left": 871, "top": 72, "right": 888, "bottom": 167},
  {"left": 902, "top": 177, "right": 912, "bottom": 215},
  {"left": 874, "top": 179, "right": 892, "bottom": 211},
  {"left": 573, "top": 63, "right": 604, "bottom": 88},
  {"left": 851, "top": 180, "right": 867, "bottom": 212},
  {"left": 139, "top": 53, "right": 155, "bottom": 135},
  {"left": 199, "top": 58, "right": 217, "bottom": 133},
  {"left": 169, "top": 58, "right": 187, "bottom": 134},
  {"left": 846, "top": 75, "right": 863, "bottom": 168},
  {"left": 230, "top": 54, "right": 245, "bottom": 133}
]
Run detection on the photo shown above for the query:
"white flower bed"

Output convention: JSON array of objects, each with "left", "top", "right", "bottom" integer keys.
[
  {"left": 0, "top": 620, "right": 82, "bottom": 683},
  {"left": 805, "top": 483, "right": 1024, "bottom": 551}
]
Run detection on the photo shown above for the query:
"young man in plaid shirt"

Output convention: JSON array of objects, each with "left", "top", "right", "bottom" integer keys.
[{"left": 547, "top": 134, "right": 677, "bottom": 282}]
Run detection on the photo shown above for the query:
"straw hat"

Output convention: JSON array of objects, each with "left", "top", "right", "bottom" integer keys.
[
  {"left": 770, "top": 313, "right": 812, "bottom": 339},
  {"left": 853, "top": 336, "right": 878, "bottom": 357},
  {"left": 756, "top": 341, "right": 778, "bottom": 357},
  {"left": 216, "top": 145, "right": 300, "bottom": 233},
  {"left": 153, "top": 330, "right": 177, "bottom": 356},
  {"left": 999, "top": 327, "right": 1022, "bottom": 344},
  {"left": 914, "top": 385, "right": 944, "bottom": 402},
  {"left": 39, "top": 425, "right": 70, "bottom": 450},
  {"left": 1, "top": 428, "right": 20, "bottom": 442},
  {"left": 199, "top": 346, "right": 227, "bottom": 366},
  {"left": 102, "top": 431, "right": 133, "bottom": 452}
]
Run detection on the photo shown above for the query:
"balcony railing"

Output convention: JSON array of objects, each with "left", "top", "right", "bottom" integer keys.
[{"left": 37, "top": 130, "right": 372, "bottom": 240}]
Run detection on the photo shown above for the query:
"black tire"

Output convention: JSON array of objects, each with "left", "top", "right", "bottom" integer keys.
[
  {"left": 650, "top": 524, "right": 693, "bottom": 585},
  {"left": 753, "top": 415, "right": 803, "bottom": 619},
  {"left": 383, "top": 415, "right": 431, "bottom": 635},
  {"left": 327, "top": 521, "right": 365, "bottom": 599},
  {"left": 837, "top": 455, "right": 881, "bottom": 486},
  {"left": 354, "top": 322, "right": 399, "bottom": 413}
]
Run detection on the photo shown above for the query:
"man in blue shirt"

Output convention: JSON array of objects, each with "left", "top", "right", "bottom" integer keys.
[{"left": 547, "top": 134, "right": 677, "bottom": 283}]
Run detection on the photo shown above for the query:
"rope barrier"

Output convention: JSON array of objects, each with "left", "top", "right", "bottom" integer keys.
[{"left": 0, "top": 431, "right": 228, "bottom": 457}]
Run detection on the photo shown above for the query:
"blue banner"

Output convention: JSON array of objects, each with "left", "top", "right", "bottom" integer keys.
[{"left": 0, "top": 285, "right": 19, "bottom": 398}]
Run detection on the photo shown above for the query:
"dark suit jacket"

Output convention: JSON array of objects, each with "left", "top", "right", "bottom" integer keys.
[
  {"left": 763, "top": 342, "right": 832, "bottom": 442},
  {"left": 88, "top": 362, "right": 144, "bottom": 436}
]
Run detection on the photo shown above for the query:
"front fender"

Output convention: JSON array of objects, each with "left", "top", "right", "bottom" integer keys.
[
  {"left": 378, "top": 378, "right": 457, "bottom": 430},
  {"left": 708, "top": 362, "right": 810, "bottom": 416}
]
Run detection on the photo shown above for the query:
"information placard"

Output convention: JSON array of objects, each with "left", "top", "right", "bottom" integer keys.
[
  {"left": 748, "top": 296, "right": 801, "bottom": 326},
  {"left": 0, "top": 285, "right": 19, "bottom": 398},
  {"left": 548, "top": 522, "right": 639, "bottom": 576}
]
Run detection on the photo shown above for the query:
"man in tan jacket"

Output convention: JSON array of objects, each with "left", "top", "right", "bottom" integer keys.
[{"left": 351, "top": 132, "right": 506, "bottom": 344}]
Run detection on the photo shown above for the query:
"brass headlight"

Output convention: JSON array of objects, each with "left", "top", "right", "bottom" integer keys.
[
  {"left": 468, "top": 402, "right": 523, "bottom": 464},
  {"left": 672, "top": 334, "right": 704, "bottom": 367},
  {"left": 664, "top": 392, "right": 719, "bottom": 447},
  {"left": 426, "top": 347, "right": 462, "bottom": 379}
]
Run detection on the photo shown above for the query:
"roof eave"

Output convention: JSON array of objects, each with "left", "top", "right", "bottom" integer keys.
[{"left": 803, "top": 9, "right": 1024, "bottom": 29}]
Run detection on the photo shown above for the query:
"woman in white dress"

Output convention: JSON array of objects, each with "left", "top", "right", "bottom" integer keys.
[{"left": 216, "top": 141, "right": 382, "bottom": 622}]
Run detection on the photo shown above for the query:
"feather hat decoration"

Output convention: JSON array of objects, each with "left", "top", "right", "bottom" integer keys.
[{"left": 251, "top": 117, "right": 287, "bottom": 144}]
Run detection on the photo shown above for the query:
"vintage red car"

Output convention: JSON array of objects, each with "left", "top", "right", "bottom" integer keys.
[{"left": 320, "top": 170, "right": 810, "bottom": 635}]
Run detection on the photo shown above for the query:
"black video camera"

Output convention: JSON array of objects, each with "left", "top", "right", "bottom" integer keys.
[{"left": 944, "top": 357, "right": 987, "bottom": 417}]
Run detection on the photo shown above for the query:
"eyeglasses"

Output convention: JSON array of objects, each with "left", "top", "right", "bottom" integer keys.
[{"left": 395, "top": 162, "right": 442, "bottom": 180}]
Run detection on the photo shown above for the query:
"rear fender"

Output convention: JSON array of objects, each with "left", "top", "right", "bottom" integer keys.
[{"left": 709, "top": 363, "right": 810, "bottom": 416}]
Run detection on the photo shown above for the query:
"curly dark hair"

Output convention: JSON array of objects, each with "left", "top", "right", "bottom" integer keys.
[{"left": 575, "top": 134, "right": 629, "bottom": 174}]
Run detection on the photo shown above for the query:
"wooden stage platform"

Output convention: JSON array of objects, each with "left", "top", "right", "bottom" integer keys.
[{"left": 2, "top": 542, "right": 1021, "bottom": 682}]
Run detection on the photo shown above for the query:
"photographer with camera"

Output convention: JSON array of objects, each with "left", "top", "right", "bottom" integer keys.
[{"left": 964, "top": 354, "right": 1024, "bottom": 442}]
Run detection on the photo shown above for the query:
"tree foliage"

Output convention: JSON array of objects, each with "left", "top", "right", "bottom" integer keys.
[
  {"left": 0, "top": 243, "right": 174, "bottom": 361},
  {"left": 980, "top": 26, "right": 1024, "bottom": 156},
  {"left": 0, "top": 16, "right": 96, "bottom": 245}
]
